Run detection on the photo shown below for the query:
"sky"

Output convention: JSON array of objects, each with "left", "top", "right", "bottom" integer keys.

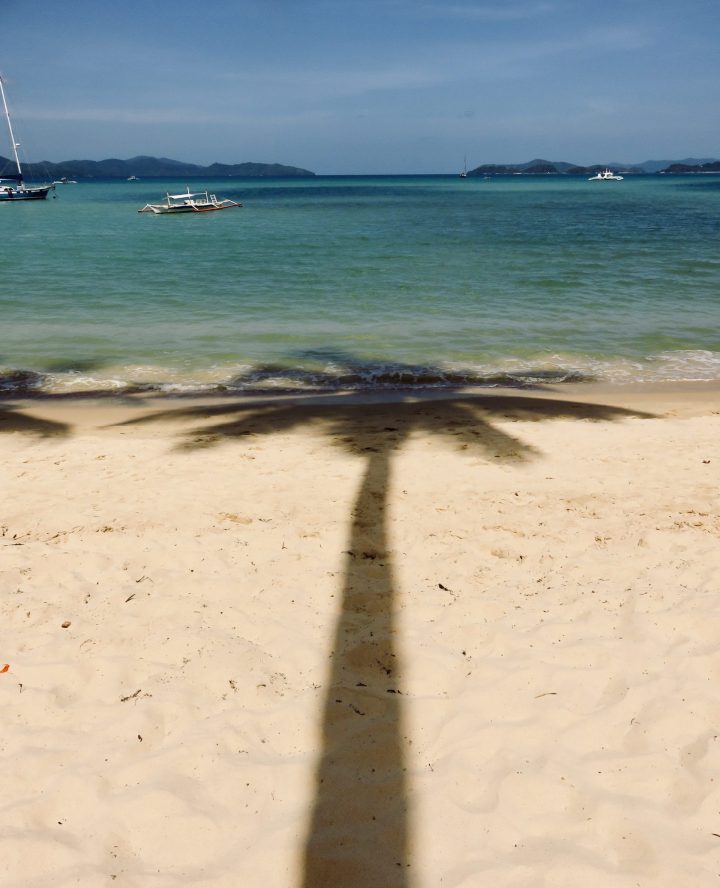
[{"left": 2, "top": 0, "right": 719, "bottom": 174}]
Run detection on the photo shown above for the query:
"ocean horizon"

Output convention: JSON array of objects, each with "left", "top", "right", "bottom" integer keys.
[{"left": 2, "top": 173, "right": 719, "bottom": 396}]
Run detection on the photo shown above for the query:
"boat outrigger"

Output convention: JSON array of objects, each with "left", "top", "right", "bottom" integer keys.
[
  {"left": 138, "top": 187, "right": 242, "bottom": 214},
  {"left": 0, "top": 75, "right": 54, "bottom": 201}
]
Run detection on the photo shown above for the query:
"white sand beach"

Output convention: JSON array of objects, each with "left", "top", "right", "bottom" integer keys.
[{"left": 2, "top": 385, "right": 719, "bottom": 887}]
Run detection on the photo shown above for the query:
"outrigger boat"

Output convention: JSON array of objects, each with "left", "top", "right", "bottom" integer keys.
[
  {"left": 138, "top": 187, "right": 241, "bottom": 214},
  {"left": 0, "top": 75, "right": 54, "bottom": 201}
]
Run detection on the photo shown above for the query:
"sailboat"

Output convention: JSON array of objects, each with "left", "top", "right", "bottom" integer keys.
[
  {"left": 459, "top": 156, "right": 468, "bottom": 178},
  {"left": 0, "top": 75, "right": 53, "bottom": 201}
]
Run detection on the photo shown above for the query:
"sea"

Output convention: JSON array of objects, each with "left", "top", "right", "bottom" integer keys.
[{"left": 2, "top": 174, "right": 719, "bottom": 396}]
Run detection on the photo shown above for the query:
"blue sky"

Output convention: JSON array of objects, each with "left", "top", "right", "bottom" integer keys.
[{"left": 2, "top": 0, "right": 719, "bottom": 173}]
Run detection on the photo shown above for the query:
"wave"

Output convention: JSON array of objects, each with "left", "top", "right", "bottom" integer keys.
[{"left": 2, "top": 350, "right": 720, "bottom": 397}]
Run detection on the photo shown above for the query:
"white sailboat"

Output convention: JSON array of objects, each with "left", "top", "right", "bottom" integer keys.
[
  {"left": 459, "top": 156, "right": 468, "bottom": 178},
  {"left": 0, "top": 74, "right": 53, "bottom": 201}
]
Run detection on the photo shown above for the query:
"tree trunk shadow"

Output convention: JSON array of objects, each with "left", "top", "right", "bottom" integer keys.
[
  {"left": 100, "top": 388, "right": 655, "bottom": 885},
  {"left": 302, "top": 446, "right": 409, "bottom": 887}
]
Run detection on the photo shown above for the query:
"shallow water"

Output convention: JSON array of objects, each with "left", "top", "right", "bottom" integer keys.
[{"left": 2, "top": 174, "right": 719, "bottom": 393}]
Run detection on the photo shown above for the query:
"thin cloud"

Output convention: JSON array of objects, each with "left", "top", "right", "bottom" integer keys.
[
  {"left": 22, "top": 106, "right": 227, "bottom": 125},
  {"left": 419, "top": 1, "right": 562, "bottom": 21},
  {"left": 22, "top": 20, "right": 652, "bottom": 128},
  {"left": 217, "top": 24, "right": 652, "bottom": 103},
  {"left": 269, "top": 65, "right": 439, "bottom": 94}
]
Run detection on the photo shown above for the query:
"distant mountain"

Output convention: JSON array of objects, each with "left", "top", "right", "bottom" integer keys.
[
  {"left": 661, "top": 160, "right": 720, "bottom": 174},
  {"left": 467, "top": 157, "right": 719, "bottom": 176},
  {"left": 467, "top": 160, "right": 642, "bottom": 176},
  {"left": 0, "top": 154, "right": 315, "bottom": 179},
  {"left": 516, "top": 158, "right": 579, "bottom": 173},
  {"left": 636, "top": 158, "right": 719, "bottom": 174},
  {"left": 3, "top": 153, "right": 717, "bottom": 179}
]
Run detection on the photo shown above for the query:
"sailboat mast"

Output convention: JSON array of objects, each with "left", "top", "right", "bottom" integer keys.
[{"left": 0, "top": 76, "right": 23, "bottom": 179}]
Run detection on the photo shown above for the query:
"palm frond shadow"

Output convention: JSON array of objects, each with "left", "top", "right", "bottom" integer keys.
[
  {"left": 112, "top": 390, "right": 652, "bottom": 887},
  {"left": 0, "top": 405, "right": 71, "bottom": 438}
]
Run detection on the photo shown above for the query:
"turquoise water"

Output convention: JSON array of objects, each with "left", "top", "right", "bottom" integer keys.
[{"left": 2, "top": 174, "right": 719, "bottom": 394}]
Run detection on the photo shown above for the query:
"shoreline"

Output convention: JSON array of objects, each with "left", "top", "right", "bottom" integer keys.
[{"left": 3, "top": 377, "right": 720, "bottom": 427}]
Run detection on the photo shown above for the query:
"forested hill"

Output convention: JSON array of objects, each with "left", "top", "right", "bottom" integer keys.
[
  {"left": 0, "top": 155, "right": 315, "bottom": 179},
  {"left": 466, "top": 157, "right": 720, "bottom": 176}
]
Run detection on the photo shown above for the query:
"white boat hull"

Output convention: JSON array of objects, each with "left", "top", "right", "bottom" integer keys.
[
  {"left": 588, "top": 169, "right": 624, "bottom": 181},
  {"left": 138, "top": 188, "right": 242, "bottom": 214}
]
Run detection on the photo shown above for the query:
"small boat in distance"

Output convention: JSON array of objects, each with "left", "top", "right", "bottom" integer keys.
[
  {"left": 127, "top": 175, "right": 139, "bottom": 181},
  {"left": 588, "top": 168, "right": 624, "bottom": 181},
  {"left": 459, "top": 156, "right": 468, "bottom": 178},
  {"left": 52, "top": 177, "right": 77, "bottom": 185},
  {"left": 138, "top": 187, "right": 242, "bottom": 214},
  {"left": 0, "top": 75, "right": 54, "bottom": 201}
]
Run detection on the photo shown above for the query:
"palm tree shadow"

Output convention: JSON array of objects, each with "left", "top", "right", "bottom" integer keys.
[
  {"left": 306, "top": 442, "right": 407, "bottom": 885},
  {"left": 112, "top": 387, "right": 653, "bottom": 886},
  {"left": 0, "top": 405, "right": 71, "bottom": 438}
]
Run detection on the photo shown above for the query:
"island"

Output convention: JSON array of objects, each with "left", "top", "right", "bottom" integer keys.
[
  {"left": 0, "top": 155, "right": 315, "bottom": 179},
  {"left": 660, "top": 160, "right": 720, "bottom": 174},
  {"left": 465, "top": 157, "right": 720, "bottom": 176},
  {"left": 466, "top": 158, "right": 643, "bottom": 176}
]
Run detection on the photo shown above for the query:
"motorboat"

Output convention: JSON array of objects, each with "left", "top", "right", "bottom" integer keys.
[
  {"left": 138, "top": 187, "right": 242, "bottom": 214},
  {"left": 588, "top": 168, "right": 624, "bottom": 181},
  {"left": 0, "top": 75, "right": 54, "bottom": 201}
]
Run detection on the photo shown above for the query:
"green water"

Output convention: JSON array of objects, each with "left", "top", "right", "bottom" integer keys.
[{"left": 2, "top": 174, "right": 719, "bottom": 393}]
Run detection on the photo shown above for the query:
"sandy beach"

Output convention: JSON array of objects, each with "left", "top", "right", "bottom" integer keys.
[{"left": 2, "top": 384, "right": 719, "bottom": 887}]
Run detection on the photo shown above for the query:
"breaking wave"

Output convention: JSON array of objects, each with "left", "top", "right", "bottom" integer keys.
[{"left": 2, "top": 350, "right": 720, "bottom": 397}]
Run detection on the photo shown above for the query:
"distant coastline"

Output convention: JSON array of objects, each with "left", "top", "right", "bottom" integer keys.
[
  {"left": 466, "top": 157, "right": 720, "bottom": 176},
  {"left": 2, "top": 153, "right": 719, "bottom": 180},
  {"left": 0, "top": 154, "right": 315, "bottom": 179}
]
